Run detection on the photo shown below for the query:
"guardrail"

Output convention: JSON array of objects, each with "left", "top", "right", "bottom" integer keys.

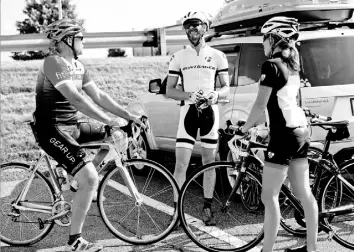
[{"left": 0, "top": 28, "right": 190, "bottom": 55}]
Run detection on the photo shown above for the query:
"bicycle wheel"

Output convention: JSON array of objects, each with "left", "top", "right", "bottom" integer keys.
[
  {"left": 178, "top": 161, "right": 264, "bottom": 252},
  {"left": 97, "top": 158, "right": 179, "bottom": 245},
  {"left": 319, "top": 159, "right": 354, "bottom": 250},
  {"left": 0, "top": 162, "right": 55, "bottom": 246}
]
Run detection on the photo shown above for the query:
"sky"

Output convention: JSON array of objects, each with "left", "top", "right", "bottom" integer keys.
[{"left": 0, "top": 0, "right": 225, "bottom": 60}]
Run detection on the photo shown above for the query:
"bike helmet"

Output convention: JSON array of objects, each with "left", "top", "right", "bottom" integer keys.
[
  {"left": 261, "top": 16, "right": 299, "bottom": 41},
  {"left": 45, "top": 18, "right": 83, "bottom": 41},
  {"left": 181, "top": 11, "right": 211, "bottom": 30}
]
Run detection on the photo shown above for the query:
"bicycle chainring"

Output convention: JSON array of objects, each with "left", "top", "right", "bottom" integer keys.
[{"left": 52, "top": 201, "right": 72, "bottom": 226}]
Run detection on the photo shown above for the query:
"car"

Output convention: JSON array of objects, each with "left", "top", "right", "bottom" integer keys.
[{"left": 127, "top": 1, "right": 354, "bottom": 190}]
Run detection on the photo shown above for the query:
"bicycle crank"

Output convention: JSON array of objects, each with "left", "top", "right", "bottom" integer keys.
[{"left": 51, "top": 200, "right": 72, "bottom": 226}]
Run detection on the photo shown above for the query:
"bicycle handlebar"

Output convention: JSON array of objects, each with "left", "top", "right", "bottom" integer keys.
[
  {"left": 302, "top": 107, "right": 332, "bottom": 123},
  {"left": 106, "top": 115, "right": 148, "bottom": 138}
]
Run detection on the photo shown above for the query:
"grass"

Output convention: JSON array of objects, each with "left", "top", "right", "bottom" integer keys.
[{"left": 0, "top": 56, "right": 170, "bottom": 163}]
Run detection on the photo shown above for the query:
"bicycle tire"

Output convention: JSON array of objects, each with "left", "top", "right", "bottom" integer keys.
[
  {"left": 319, "top": 159, "right": 354, "bottom": 250},
  {"left": 178, "top": 161, "right": 264, "bottom": 252},
  {"left": 0, "top": 162, "right": 55, "bottom": 246},
  {"left": 97, "top": 158, "right": 179, "bottom": 245}
]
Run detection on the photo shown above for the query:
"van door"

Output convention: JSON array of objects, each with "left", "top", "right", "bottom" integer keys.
[
  {"left": 298, "top": 36, "right": 354, "bottom": 146},
  {"left": 233, "top": 43, "right": 268, "bottom": 124},
  {"left": 212, "top": 44, "right": 242, "bottom": 128}
]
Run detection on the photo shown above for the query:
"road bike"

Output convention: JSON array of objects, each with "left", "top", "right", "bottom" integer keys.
[
  {"left": 177, "top": 110, "right": 354, "bottom": 252},
  {"left": 0, "top": 116, "right": 179, "bottom": 246}
]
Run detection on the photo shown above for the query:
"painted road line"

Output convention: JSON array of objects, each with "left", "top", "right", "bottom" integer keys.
[{"left": 105, "top": 178, "right": 262, "bottom": 252}]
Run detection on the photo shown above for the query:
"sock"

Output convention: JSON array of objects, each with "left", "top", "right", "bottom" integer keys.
[
  {"left": 68, "top": 233, "right": 81, "bottom": 245},
  {"left": 203, "top": 198, "right": 212, "bottom": 210}
]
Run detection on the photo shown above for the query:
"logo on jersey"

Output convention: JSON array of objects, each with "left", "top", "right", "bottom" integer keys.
[
  {"left": 205, "top": 56, "right": 212, "bottom": 62},
  {"left": 182, "top": 65, "right": 216, "bottom": 71},
  {"left": 55, "top": 71, "right": 69, "bottom": 80},
  {"left": 267, "top": 151, "right": 275, "bottom": 159},
  {"left": 260, "top": 74, "right": 266, "bottom": 82},
  {"left": 170, "top": 55, "right": 175, "bottom": 62}
]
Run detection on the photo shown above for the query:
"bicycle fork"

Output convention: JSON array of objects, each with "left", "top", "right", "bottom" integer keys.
[
  {"left": 115, "top": 159, "right": 143, "bottom": 206},
  {"left": 221, "top": 166, "right": 246, "bottom": 213}
]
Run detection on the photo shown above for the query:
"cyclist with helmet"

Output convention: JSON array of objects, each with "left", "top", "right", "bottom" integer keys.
[
  {"left": 237, "top": 17, "right": 318, "bottom": 252},
  {"left": 166, "top": 11, "right": 230, "bottom": 226},
  {"left": 33, "top": 18, "right": 143, "bottom": 252}
]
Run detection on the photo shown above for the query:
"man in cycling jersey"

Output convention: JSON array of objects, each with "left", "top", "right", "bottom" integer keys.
[
  {"left": 166, "top": 12, "right": 230, "bottom": 226},
  {"left": 33, "top": 18, "right": 143, "bottom": 252}
]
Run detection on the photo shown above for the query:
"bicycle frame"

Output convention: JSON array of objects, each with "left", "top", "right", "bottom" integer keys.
[
  {"left": 226, "top": 129, "right": 354, "bottom": 239},
  {"left": 10, "top": 122, "right": 146, "bottom": 224},
  {"left": 13, "top": 149, "right": 63, "bottom": 217}
]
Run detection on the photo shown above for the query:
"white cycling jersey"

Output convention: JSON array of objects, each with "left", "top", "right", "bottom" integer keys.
[{"left": 168, "top": 45, "right": 228, "bottom": 103}]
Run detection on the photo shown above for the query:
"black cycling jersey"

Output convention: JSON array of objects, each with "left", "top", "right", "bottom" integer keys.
[{"left": 260, "top": 52, "right": 310, "bottom": 165}]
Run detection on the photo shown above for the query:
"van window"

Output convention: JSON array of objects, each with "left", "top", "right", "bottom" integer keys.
[
  {"left": 299, "top": 37, "right": 354, "bottom": 87},
  {"left": 213, "top": 44, "right": 240, "bottom": 88},
  {"left": 237, "top": 44, "right": 267, "bottom": 86}
]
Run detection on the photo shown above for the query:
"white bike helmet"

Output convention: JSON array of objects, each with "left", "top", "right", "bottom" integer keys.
[
  {"left": 46, "top": 18, "right": 83, "bottom": 41},
  {"left": 261, "top": 16, "right": 299, "bottom": 41},
  {"left": 181, "top": 11, "right": 211, "bottom": 30}
]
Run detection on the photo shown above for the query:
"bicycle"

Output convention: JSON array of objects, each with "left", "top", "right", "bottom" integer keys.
[
  {"left": 177, "top": 110, "right": 353, "bottom": 252},
  {"left": 0, "top": 116, "right": 179, "bottom": 246}
]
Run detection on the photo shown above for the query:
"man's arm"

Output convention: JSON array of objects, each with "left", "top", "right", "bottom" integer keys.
[
  {"left": 56, "top": 83, "right": 111, "bottom": 125},
  {"left": 166, "top": 76, "right": 190, "bottom": 101},
  {"left": 83, "top": 82, "right": 133, "bottom": 121},
  {"left": 216, "top": 73, "right": 230, "bottom": 97}
]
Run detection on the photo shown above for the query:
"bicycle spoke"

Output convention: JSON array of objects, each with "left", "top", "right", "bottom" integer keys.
[
  {"left": 103, "top": 200, "right": 135, "bottom": 207},
  {"left": 141, "top": 168, "right": 155, "bottom": 195},
  {"left": 147, "top": 186, "right": 173, "bottom": 199},
  {"left": 140, "top": 204, "right": 163, "bottom": 232}
]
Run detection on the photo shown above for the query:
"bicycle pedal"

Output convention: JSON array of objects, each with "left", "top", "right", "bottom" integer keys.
[{"left": 38, "top": 218, "right": 45, "bottom": 230}]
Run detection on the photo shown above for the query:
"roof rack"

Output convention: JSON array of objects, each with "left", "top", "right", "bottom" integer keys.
[{"left": 206, "top": 21, "right": 354, "bottom": 42}]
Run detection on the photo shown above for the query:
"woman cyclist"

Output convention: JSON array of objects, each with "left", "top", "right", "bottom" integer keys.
[{"left": 237, "top": 17, "right": 319, "bottom": 252}]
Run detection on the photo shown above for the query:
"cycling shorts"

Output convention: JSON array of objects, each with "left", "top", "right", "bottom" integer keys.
[
  {"left": 176, "top": 104, "right": 219, "bottom": 149},
  {"left": 265, "top": 127, "right": 310, "bottom": 166},
  {"left": 34, "top": 123, "right": 91, "bottom": 176}
]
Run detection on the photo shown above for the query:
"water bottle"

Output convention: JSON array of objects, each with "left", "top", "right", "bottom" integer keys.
[
  {"left": 112, "top": 130, "right": 128, "bottom": 153},
  {"left": 55, "top": 166, "right": 70, "bottom": 191}
]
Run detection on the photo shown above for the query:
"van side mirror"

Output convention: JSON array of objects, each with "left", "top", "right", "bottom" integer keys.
[{"left": 148, "top": 79, "right": 162, "bottom": 94}]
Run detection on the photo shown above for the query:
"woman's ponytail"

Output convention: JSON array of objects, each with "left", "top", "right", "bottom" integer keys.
[{"left": 273, "top": 37, "right": 300, "bottom": 73}]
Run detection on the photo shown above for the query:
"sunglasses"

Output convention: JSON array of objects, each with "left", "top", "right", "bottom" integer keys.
[
  {"left": 74, "top": 36, "right": 84, "bottom": 41},
  {"left": 183, "top": 21, "right": 203, "bottom": 30}
]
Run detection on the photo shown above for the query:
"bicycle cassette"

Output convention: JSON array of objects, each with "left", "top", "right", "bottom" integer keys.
[{"left": 52, "top": 200, "right": 72, "bottom": 227}]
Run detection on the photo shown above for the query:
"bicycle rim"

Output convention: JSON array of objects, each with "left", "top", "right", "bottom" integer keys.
[
  {"left": 97, "top": 158, "right": 179, "bottom": 245},
  {"left": 319, "top": 160, "right": 354, "bottom": 250},
  {"left": 178, "top": 161, "right": 264, "bottom": 252},
  {"left": 0, "top": 162, "right": 55, "bottom": 246}
]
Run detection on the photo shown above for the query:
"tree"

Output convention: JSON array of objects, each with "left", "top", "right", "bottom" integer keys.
[{"left": 12, "top": 0, "right": 81, "bottom": 61}]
